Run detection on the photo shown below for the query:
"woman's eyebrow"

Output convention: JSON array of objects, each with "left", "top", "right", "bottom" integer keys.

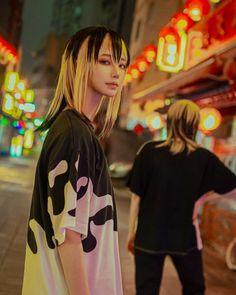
[
  {"left": 100, "top": 53, "right": 112, "bottom": 58},
  {"left": 100, "top": 53, "right": 127, "bottom": 62}
]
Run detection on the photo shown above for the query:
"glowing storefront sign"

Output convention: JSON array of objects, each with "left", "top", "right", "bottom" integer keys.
[
  {"left": 2, "top": 93, "right": 14, "bottom": 115},
  {"left": 4, "top": 72, "right": 19, "bottom": 92},
  {"left": 25, "top": 89, "right": 35, "bottom": 103},
  {"left": 156, "top": 27, "right": 188, "bottom": 73},
  {"left": 24, "top": 130, "right": 34, "bottom": 149},
  {"left": 184, "top": 0, "right": 236, "bottom": 70},
  {"left": 10, "top": 135, "right": 24, "bottom": 157},
  {"left": 23, "top": 103, "right": 35, "bottom": 113}
]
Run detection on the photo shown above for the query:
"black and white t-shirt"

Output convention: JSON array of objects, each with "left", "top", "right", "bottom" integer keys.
[
  {"left": 22, "top": 109, "right": 123, "bottom": 295},
  {"left": 127, "top": 141, "right": 236, "bottom": 255}
]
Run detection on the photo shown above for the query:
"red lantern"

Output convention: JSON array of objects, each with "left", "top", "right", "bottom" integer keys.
[
  {"left": 185, "top": 0, "right": 211, "bottom": 21},
  {"left": 171, "top": 12, "right": 194, "bottom": 31},
  {"left": 159, "top": 26, "right": 180, "bottom": 40},
  {"left": 124, "top": 73, "right": 132, "bottom": 84},
  {"left": 0, "top": 36, "right": 18, "bottom": 61},
  {"left": 199, "top": 108, "right": 222, "bottom": 132},
  {"left": 143, "top": 45, "right": 157, "bottom": 63},
  {"left": 129, "top": 64, "right": 141, "bottom": 79},
  {"left": 136, "top": 56, "right": 149, "bottom": 72}
]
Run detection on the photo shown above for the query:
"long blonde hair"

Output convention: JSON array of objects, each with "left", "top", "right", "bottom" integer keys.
[
  {"left": 39, "top": 26, "right": 130, "bottom": 138},
  {"left": 158, "top": 100, "right": 200, "bottom": 154}
]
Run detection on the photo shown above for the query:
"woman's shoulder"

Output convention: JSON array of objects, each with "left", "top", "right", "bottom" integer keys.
[
  {"left": 64, "top": 109, "right": 92, "bottom": 132},
  {"left": 46, "top": 109, "right": 94, "bottom": 151},
  {"left": 193, "top": 146, "right": 215, "bottom": 157},
  {"left": 187, "top": 146, "right": 222, "bottom": 166},
  {"left": 137, "top": 140, "right": 163, "bottom": 155},
  {"left": 195, "top": 147, "right": 223, "bottom": 163}
]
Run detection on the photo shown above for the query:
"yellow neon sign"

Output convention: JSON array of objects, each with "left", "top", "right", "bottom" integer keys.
[
  {"left": 24, "top": 130, "right": 34, "bottom": 149},
  {"left": 2, "top": 93, "right": 14, "bottom": 115},
  {"left": 4, "top": 72, "right": 19, "bottom": 92},
  {"left": 25, "top": 89, "right": 35, "bottom": 103},
  {"left": 156, "top": 31, "right": 188, "bottom": 73}
]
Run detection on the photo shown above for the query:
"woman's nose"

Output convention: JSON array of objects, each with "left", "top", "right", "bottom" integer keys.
[{"left": 111, "top": 64, "right": 119, "bottom": 78}]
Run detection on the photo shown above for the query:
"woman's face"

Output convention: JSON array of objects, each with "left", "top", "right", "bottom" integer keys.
[{"left": 88, "top": 35, "right": 127, "bottom": 98}]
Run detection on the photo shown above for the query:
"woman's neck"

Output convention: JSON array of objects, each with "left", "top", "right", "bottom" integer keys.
[{"left": 83, "top": 87, "right": 103, "bottom": 121}]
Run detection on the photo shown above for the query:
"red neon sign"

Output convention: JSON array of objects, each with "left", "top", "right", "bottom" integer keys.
[{"left": 0, "top": 36, "right": 18, "bottom": 65}]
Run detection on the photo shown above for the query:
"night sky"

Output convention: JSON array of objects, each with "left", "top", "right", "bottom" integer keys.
[{"left": 21, "top": 0, "right": 54, "bottom": 76}]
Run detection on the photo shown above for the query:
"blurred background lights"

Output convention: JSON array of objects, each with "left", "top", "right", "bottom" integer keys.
[
  {"left": 199, "top": 107, "right": 222, "bottom": 132},
  {"left": 24, "top": 130, "right": 34, "bottom": 149},
  {"left": 0, "top": 116, "right": 9, "bottom": 126},
  {"left": 210, "top": 0, "right": 220, "bottom": 3},
  {"left": 3, "top": 94, "right": 14, "bottom": 114},
  {"left": 14, "top": 92, "right": 21, "bottom": 99},
  {"left": 33, "top": 118, "right": 44, "bottom": 127},
  {"left": 25, "top": 89, "right": 35, "bottom": 103},
  {"left": 23, "top": 103, "right": 35, "bottom": 113},
  {"left": 146, "top": 112, "right": 165, "bottom": 131},
  {"left": 4, "top": 72, "right": 19, "bottom": 91},
  {"left": 17, "top": 81, "right": 26, "bottom": 91}
]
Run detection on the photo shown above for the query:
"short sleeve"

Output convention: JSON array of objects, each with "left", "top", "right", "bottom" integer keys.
[
  {"left": 200, "top": 151, "right": 236, "bottom": 196},
  {"left": 127, "top": 144, "right": 149, "bottom": 198},
  {"left": 47, "top": 149, "right": 92, "bottom": 245}
]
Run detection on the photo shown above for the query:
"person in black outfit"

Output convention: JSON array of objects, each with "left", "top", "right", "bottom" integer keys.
[
  {"left": 22, "top": 26, "right": 130, "bottom": 295},
  {"left": 127, "top": 99, "right": 236, "bottom": 295}
]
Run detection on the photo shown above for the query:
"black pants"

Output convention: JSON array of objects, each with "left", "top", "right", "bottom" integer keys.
[{"left": 135, "top": 248, "right": 205, "bottom": 295}]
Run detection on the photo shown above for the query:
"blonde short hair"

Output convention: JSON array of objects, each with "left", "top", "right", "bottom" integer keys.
[
  {"left": 158, "top": 100, "right": 200, "bottom": 154},
  {"left": 39, "top": 26, "right": 130, "bottom": 138}
]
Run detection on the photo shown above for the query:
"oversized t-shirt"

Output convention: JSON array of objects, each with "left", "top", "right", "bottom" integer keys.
[
  {"left": 22, "top": 109, "right": 123, "bottom": 295},
  {"left": 127, "top": 141, "right": 236, "bottom": 255}
]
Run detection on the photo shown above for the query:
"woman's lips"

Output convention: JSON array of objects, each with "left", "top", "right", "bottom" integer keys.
[{"left": 106, "top": 83, "right": 118, "bottom": 89}]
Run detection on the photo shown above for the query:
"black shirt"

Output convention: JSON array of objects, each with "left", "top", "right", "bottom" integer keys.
[
  {"left": 23, "top": 109, "right": 123, "bottom": 294},
  {"left": 127, "top": 141, "right": 236, "bottom": 254}
]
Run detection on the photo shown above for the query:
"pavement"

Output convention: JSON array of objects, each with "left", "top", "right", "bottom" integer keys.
[{"left": 0, "top": 155, "right": 236, "bottom": 294}]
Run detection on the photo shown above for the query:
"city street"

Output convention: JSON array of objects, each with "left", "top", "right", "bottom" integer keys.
[
  {"left": 0, "top": 0, "right": 236, "bottom": 294},
  {"left": 0, "top": 156, "right": 236, "bottom": 295}
]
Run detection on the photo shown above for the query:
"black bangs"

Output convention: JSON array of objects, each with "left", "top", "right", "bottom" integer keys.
[
  {"left": 65, "top": 26, "right": 96, "bottom": 62},
  {"left": 109, "top": 30, "right": 130, "bottom": 67},
  {"left": 65, "top": 26, "right": 130, "bottom": 66}
]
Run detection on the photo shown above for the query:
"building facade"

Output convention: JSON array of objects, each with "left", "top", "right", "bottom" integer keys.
[
  {"left": 34, "top": 0, "right": 136, "bottom": 89},
  {"left": 120, "top": 0, "right": 184, "bottom": 127},
  {"left": 0, "top": 0, "right": 25, "bottom": 155},
  {"left": 124, "top": 0, "right": 236, "bottom": 142}
]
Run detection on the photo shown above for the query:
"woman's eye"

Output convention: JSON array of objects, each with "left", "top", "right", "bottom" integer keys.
[
  {"left": 119, "top": 64, "right": 126, "bottom": 70},
  {"left": 100, "top": 60, "right": 110, "bottom": 65}
]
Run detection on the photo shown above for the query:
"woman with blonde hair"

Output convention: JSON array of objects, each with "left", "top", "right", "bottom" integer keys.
[
  {"left": 22, "top": 26, "right": 130, "bottom": 295},
  {"left": 127, "top": 99, "right": 236, "bottom": 295}
]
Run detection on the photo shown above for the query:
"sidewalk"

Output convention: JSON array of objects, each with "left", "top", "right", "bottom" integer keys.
[{"left": 0, "top": 153, "right": 236, "bottom": 294}]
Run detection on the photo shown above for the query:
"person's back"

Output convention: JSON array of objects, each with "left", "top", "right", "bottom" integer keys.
[
  {"left": 131, "top": 141, "right": 236, "bottom": 255},
  {"left": 127, "top": 100, "right": 236, "bottom": 295}
]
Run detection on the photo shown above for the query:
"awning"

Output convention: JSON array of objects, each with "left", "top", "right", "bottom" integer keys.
[{"left": 133, "top": 40, "right": 236, "bottom": 102}]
